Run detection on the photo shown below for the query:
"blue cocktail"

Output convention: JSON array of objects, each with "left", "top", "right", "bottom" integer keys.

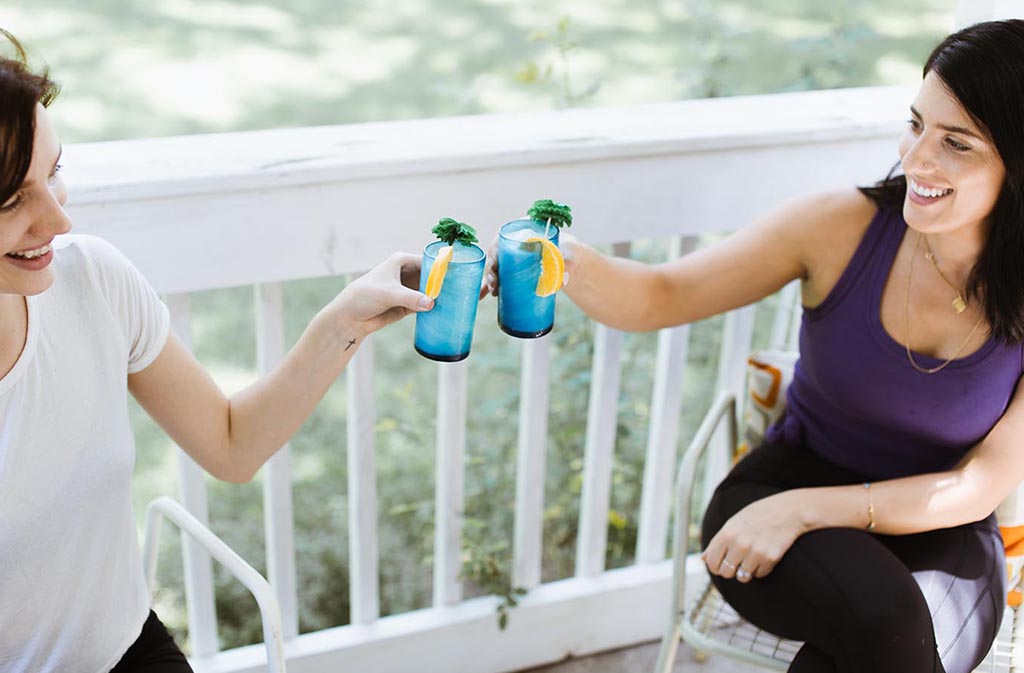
[
  {"left": 415, "top": 241, "right": 486, "bottom": 361},
  {"left": 497, "top": 218, "right": 560, "bottom": 338}
]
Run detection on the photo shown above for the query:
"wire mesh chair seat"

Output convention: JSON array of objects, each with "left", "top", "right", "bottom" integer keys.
[{"left": 681, "top": 578, "right": 799, "bottom": 670}]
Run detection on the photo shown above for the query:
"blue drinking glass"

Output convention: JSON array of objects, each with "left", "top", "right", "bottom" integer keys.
[
  {"left": 497, "top": 218, "right": 560, "bottom": 338},
  {"left": 414, "top": 241, "right": 486, "bottom": 361}
]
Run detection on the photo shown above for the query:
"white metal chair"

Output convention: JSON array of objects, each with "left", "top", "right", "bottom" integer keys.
[
  {"left": 653, "top": 393, "right": 1022, "bottom": 673},
  {"left": 142, "top": 496, "right": 287, "bottom": 673}
]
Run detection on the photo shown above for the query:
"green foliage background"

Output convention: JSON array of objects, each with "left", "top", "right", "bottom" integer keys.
[{"left": 3, "top": 0, "right": 956, "bottom": 652}]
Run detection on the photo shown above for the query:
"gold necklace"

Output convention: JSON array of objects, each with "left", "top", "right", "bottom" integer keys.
[
  {"left": 904, "top": 233, "right": 985, "bottom": 374},
  {"left": 922, "top": 236, "right": 968, "bottom": 314}
]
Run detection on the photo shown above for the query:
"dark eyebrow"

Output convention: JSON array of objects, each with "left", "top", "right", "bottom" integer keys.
[
  {"left": 910, "top": 106, "right": 983, "bottom": 140},
  {"left": 21, "top": 144, "right": 63, "bottom": 188}
]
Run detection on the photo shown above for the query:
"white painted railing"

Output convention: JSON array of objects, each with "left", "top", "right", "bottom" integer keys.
[{"left": 63, "top": 84, "right": 910, "bottom": 673}]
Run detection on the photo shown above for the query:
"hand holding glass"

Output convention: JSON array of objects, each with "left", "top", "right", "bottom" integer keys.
[
  {"left": 497, "top": 218, "right": 560, "bottom": 338},
  {"left": 414, "top": 241, "right": 486, "bottom": 361}
]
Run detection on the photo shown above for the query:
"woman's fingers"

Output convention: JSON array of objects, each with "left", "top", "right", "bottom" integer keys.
[
  {"left": 486, "top": 236, "right": 500, "bottom": 297},
  {"left": 735, "top": 561, "right": 759, "bottom": 583},
  {"left": 378, "top": 255, "right": 430, "bottom": 310},
  {"left": 703, "top": 537, "right": 727, "bottom": 576},
  {"left": 392, "top": 287, "right": 432, "bottom": 312},
  {"left": 718, "top": 556, "right": 740, "bottom": 580},
  {"left": 352, "top": 253, "right": 433, "bottom": 316},
  {"left": 754, "top": 559, "right": 777, "bottom": 579},
  {"left": 391, "top": 252, "right": 422, "bottom": 291},
  {"left": 479, "top": 267, "right": 497, "bottom": 300},
  {"left": 702, "top": 543, "right": 734, "bottom": 579},
  {"left": 704, "top": 534, "right": 772, "bottom": 582},
  {"left": 731, "top": 551, "right": 779, "bottom": 582}
]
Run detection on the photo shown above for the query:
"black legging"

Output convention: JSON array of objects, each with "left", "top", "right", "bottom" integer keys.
[
  {"left": 109, "top": 611, "right": 193, "bottom": 673},
  {"left": 701, "top": 438, "right": 1006, "bottom": 673}
]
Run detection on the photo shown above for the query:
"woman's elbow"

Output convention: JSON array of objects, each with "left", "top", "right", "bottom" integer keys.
[
  {"left": 956, "top": 467, "right": 1008, "bottom": 523},
  {"left": 202, "top": 450, "right": 258, "bottom": 484},
  {"left": 216, "top": 467, "right": 257, "bottom": 484},
  {"left": 640, "top": 268, "right": 695, "bottom": 330}
]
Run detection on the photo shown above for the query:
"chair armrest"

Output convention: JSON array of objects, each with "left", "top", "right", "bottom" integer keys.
[
  {"left": 667, "top": 392, "right": 738, "bottom": 618},
  {"left": 142, "top": 496, "right": 287, "bottom": 673}
]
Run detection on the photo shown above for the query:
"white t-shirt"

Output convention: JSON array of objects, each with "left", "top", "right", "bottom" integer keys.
[{"left": 0, "top": 235, "right": 171, "bottom": 673}]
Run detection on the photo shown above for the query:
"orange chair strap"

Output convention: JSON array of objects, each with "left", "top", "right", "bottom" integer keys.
[
  {"left": 1000, "top": 524, "right": 1024, "bottom": 557},
  {"left": 748, "top": 358, "right": 784, "bottom": 408}
]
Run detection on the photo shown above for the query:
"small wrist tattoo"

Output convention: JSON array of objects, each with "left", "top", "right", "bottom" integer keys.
[{"left": 346, "top": 338, "right": 357, "bottom": 351}]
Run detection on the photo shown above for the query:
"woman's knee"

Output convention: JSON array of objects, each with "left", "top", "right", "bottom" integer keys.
[
  {"left": 700, "top": 481, "right": 779, "bottom": 549},
  {"left": 853, "top": 584, "right": 934, "bottom": 644},
  {"left": 719, "top": 530, "right": 937, "bottom": 663},
  {"left": 806, "top": 544, "right": 938, "bottom": 670}
]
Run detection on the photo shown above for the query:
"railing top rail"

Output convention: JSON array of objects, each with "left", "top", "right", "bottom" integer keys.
[
  {"left": 64, "top": 85, "right": 912, "bottom": 205},
  {"left": 61, "top": 85, "right": 913, "bottom": 294}
]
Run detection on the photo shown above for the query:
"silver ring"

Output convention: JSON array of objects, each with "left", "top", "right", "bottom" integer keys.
[
  {"left": 736, "top": 569, "right": 752, "bottom": 581},
  {"left": 720, "top": 559, "right": 736, "bottom": 570}
]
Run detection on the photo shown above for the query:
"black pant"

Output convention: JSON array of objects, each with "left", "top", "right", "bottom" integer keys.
[
  {"left": 701, "top": 439, "right": 1006, "bottom": 673},
  {"left": 109, "top": 611, "right": 193, "bottom": 673}
]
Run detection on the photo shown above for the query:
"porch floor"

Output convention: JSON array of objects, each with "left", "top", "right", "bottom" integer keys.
[{"left": 524, "top": 641, "right": 764, "bottom": 673}]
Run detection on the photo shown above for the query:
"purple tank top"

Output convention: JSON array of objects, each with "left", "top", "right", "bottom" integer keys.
[{"left": 774, "top": 206, "right": 1024, "bottom": 480}]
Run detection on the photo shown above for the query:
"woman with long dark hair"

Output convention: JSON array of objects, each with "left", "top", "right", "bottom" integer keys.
[
  {"left": 488, "top": 19, "right": 1024, "bottom": 671},
  {"left": 0, "top": 30, "right": 434, "bottom": 673}
]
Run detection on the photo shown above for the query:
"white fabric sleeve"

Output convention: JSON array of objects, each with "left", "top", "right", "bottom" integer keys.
[{"left": 75, "top": 235, "right": 171, "bottom": 373}]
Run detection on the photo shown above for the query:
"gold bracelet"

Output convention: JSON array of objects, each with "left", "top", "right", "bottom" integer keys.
[{"left": 863, "top": 482, "right": 875, "bottom": 532}]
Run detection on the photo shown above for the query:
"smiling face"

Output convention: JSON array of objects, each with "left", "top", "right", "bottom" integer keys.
[
  {"left": 898, "top": 72, "right": 1006, "bottom": 240},
  {"left": 0, "top": 104, "right": 71, "bottom": 297}
]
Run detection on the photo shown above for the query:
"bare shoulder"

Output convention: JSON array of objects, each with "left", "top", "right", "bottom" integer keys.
[
  {"left": 740, "top": 188, "right": 875, "bottom": 281},
  {"left": 769, "top": 188, "right": 877, "bottom": 239},
  {"left": 779, "top": 188, "right": 879, "bottom": 306}
]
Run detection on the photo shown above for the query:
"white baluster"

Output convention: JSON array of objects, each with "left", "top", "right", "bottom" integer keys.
[
  {"left": 513, "top": 334, "right": 552, "bottom": 589},
  {"left": 704, "top": 305, "right": 756, "bottom": 511},
  {"left": 636, "top": 236, "right": 697, "bottom": 564},
  {"left": 165, "top": 293, "right": 219, "bottom": 656},
  {"left": 254, "top": 283, "right": 300, "bottom": 639},
  {"left": 434, "top": 360, "right": 468, "bottom": 605},
  {"left": 347, "top": 336, "right": 381, "bottom": 623},
  {"left": 575, "top": 242, "right": 630, "bottom": 577}
]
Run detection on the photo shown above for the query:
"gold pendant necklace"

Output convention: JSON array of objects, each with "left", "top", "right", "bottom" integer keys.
[
  {"left": 905, "top": 233, "right": 984, "bottom": 374},
  {"left": 922, "top": 236, "right": 968, "bottom": 314}
]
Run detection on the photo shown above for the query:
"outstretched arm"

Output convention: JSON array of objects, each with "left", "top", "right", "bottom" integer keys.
[
  {"left": 487, "top": 190, "right": 868, "bottom": 331},
  {"left": 127, "top": 252, "right": 431, "bottom": 483}
]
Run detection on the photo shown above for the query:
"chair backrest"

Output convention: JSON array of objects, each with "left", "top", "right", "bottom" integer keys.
[
  {"left": 737, "top": 350, "right": 798, "bottom": 460},
  {"left": 143, "top": 497, "right": 288, "bottom": 672},
  {"left": 997, "top": 495, "right": 1024, "bottom": 607}
]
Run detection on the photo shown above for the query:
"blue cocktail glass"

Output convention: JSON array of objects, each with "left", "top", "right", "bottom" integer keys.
[
  {"left": 414, "top": 241, "right": 486, "bottom": 361},
  {"left": 497, "top": 218, "right": 560, "bottom": 338}
]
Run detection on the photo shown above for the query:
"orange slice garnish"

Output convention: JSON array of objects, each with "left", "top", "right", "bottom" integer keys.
[
  {"left": 424, "top": 245, "right": 454, "bottom": 299},
  {"left": 524, "top": 237, "right": 564, "bottom": 297}
]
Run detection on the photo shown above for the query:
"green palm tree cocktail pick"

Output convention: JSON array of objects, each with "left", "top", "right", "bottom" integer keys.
[
  {"left": 527, "top": 199, "right": 573, "bottom": 239},
  {"left": 432, "top": 217, "right": 479, "bottom": 247},
  {"left": 424, "top": 218, "right": 478, "bottom": 299}
]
